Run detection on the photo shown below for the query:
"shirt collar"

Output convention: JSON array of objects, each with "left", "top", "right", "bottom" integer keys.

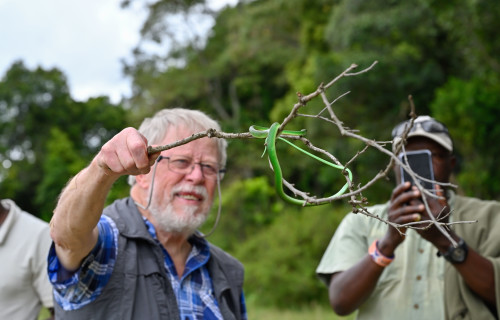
[
  {"left": 0, "top": 199, "right": 20, "bottom": 245},
  {"left": 446, "top": 188, "right": 456, "bottom": 209},
  {"left": 141, "top": 217, "right": 210, "bottom": 258}
]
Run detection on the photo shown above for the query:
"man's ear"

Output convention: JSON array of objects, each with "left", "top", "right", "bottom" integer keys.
[{"left": 450, "top": 154, "right": 457, "bottom": 171}]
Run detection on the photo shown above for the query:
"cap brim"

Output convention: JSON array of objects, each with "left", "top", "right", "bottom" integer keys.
[{"left": 407, "top": 129, "right": 453, "bottom": 152}]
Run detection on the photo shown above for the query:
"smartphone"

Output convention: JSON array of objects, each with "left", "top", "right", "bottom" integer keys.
[{"left": 398, "top": 150, "right": 435, "bottom": 190}]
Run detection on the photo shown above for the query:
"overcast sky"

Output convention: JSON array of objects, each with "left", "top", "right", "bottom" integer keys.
[{"left": 0, "top": 0, "right": 236, "bottom": 104}]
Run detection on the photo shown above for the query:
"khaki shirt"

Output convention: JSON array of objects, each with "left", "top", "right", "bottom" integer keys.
[
  {"left": 0, "top": 199, "right": 53, "bottom": 319},
  {"left": 316, "top": 202, "right": 446, "bottom": 319},
  {"left": 317, "top": 191, "right": 500, "bottom": 319},
  {"left": 444, "top": 194, "right": 500, "bottom": 319}
]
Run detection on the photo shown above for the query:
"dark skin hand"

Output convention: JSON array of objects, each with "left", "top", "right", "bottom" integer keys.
[{"left": 329, "top": 138, "right": 496, "bottom": 316}]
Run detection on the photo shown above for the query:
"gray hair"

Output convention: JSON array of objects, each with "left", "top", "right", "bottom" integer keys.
[{"left": 128, "top": 108, "right": 227, "bottom": 186}]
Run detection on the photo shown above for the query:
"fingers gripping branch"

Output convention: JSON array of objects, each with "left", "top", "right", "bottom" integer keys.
[{"left": 97, "top": 127, "right": 155, "bottom": 177}]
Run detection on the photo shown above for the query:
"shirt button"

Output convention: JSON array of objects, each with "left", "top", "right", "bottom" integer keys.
[
  {"left": 418, "top": 248, "right": 424, "bottom": 253},
  {"left": 414, "top": 304, "right": 419, "bottom": 309},
  {"left": 416, "top": 275, "right": 422, "bottom": 281}
]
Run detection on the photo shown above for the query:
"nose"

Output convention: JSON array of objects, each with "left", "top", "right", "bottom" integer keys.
[{"left": 185, "top": 163, "right": 205, "bottom": 182}]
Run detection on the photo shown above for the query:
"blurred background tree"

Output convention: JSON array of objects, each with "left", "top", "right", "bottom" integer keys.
[
  {"left": 0, "top": 61, "right": 128, "bottom": 220},
  {"left": 2, "top": 0, "right": 500, "bottom": 314}
]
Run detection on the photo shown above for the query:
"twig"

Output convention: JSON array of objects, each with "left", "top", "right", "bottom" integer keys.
[{"left": 146, "top": 62, "right": 474, "bottom": 239}]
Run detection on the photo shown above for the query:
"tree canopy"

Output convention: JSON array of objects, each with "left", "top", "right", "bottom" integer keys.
[{"left": 0, "top": 61, "right": 128, "bottom": 219}]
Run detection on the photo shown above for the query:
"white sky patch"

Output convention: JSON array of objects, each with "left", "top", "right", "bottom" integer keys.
[{"left": 0, "top": 0, "right": 237, "bottom": 104}]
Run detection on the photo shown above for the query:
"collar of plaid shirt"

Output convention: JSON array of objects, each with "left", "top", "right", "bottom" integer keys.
[{"left": 143, "top": 218, "right": 223, "bottom": 320}]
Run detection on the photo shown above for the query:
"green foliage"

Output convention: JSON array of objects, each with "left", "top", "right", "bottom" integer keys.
[
  {"left": 248, "top": 303, "right": 354, "bottom": 320},
  {"left": 235, "top": 204, "right": 348, "bottom": 308},
  {"left": 323, "top": 0, "right": 453, "bottom": 128},
  {"left": 431, "top": 75, "right": 500, "bottom": 199},
  {"left": 200, "top": 176, "right": 281, "bottom": 251},
  {"left": 0, "top": 61, "right": 128, "bottom": 220},
  {"left": 35, "top": 128, "right": 87, "bottom": 220}
]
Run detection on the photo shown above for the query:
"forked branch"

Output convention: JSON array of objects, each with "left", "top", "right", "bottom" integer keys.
[{"left": 147, "top": 62, "right": 475, "bottom": 243}]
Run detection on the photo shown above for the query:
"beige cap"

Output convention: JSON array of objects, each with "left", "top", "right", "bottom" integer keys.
[{"left": 392, "top": 115, "right": 453, "bottom": 152}]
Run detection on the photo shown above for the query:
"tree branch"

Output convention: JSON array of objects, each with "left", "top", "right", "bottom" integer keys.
[{"left": 146, "top": 61, "right": 472, "bottom": 243}]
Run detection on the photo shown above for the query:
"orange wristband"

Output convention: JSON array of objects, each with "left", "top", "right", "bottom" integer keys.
[{"left": 368, "top": 240, "right": 394, "bottom": 267}]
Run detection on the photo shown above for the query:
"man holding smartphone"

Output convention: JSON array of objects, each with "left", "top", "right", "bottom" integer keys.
[{"left": 316, "top": 115, "right": 500, "bottom": 319}]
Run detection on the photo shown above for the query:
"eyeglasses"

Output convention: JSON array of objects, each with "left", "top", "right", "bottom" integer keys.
[
  {"left": 391, "top": 119, "right": 449, "bottom": 138},
  {"left": 136, "top": 154, "right": 225, "bottom": 236},
  {"left": 157, "top": 155, "right": 225, "bottom": 180}
]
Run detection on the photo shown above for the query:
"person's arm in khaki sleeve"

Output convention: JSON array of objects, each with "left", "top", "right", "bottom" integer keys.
[
  {"left": 418, "top": 190, "right": 496, "bottom": 312},
  {"left": 328, "top": 182, "right": 423, "bottom": 315},
  {"left": 50, "top": 127, "right": 159, "bottom": 271}
]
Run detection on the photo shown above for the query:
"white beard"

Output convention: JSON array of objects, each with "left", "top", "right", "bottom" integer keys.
[{"left": 148, "top": 184, "right": 211, "bottom": 235}]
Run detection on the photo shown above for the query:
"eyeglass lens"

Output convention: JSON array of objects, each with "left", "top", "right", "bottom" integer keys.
[{"left": 158, "top": 156, "right": 221, "bottom": 179}]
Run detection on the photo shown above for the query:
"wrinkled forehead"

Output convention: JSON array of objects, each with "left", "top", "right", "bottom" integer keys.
[
  {"left": 161, "top": 126, "right": 219, "bottom": 159},
  {"left": 164, "top": 125, "right": 195, "bottom": 141}
]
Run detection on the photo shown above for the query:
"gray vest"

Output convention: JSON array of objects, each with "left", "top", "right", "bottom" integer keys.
[{"left": 55, "top": 197, "right": 244, "bottom": 320}]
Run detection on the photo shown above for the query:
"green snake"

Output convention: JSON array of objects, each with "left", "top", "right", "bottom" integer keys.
[{"left": 249, "top": 122, "right": 352, "bottom": 206}]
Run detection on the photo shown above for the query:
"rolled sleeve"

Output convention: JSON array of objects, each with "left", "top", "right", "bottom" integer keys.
[
  {"left": 48, "top": 215, "right": 118, "bottom": 310},
  {"left": 316, "top": 203, "right": 389, "bottom": 286}
]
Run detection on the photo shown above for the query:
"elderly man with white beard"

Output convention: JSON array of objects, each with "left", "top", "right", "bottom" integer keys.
[{"left": 49, "top": 108, "right": 247, "bottom": 320}]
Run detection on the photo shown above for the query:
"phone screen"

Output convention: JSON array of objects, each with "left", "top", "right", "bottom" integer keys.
[{"left": 398, "top": 150, "right": 435, "bottom": 190}]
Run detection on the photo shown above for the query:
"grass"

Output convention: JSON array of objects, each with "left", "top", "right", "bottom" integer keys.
[
  {"left": 38, "top": 307, "right": 52, "bottom": 319},
  {"left": 40, "top": 303, "right": 357, "bottom": 319},
  {"left": 248, "top": 303, "right": 356, "bottom": 320}
]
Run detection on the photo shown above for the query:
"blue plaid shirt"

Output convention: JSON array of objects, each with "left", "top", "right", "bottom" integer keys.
[{"left": 48, "top": 215, "right": 247, "bottom": 320}]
